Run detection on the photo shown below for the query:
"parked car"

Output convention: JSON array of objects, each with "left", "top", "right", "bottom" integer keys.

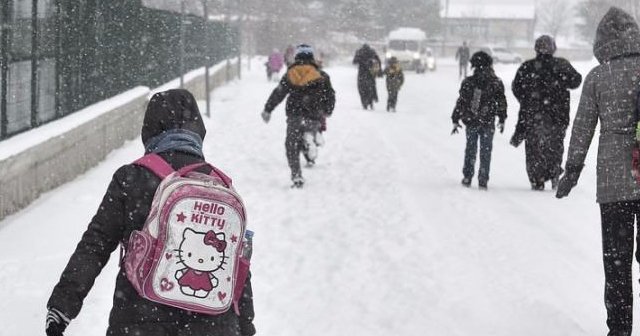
[
  {"left": 385, "top": 27, "right": 437, "bottom": 73},
  {"left": 478, "top": 46, "right": 523, "bottom": 64}
]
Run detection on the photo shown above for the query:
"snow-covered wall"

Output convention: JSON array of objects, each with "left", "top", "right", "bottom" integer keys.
[{"left": 0, "top": 60, "right": 240, "bottom": 221}]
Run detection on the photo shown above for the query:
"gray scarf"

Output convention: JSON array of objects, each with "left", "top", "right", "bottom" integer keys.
[{"left": 144, "top": 129, "right": 204, "bottom": 158}]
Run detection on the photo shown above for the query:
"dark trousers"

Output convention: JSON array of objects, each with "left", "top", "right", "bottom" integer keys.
[
  {"left": 285, "top": 118, "right": 321, "bottom": 179},
  {"left": 463, "top": 125, "right": 494, "bottom": 183},
  {"left": 387, "top": 89, "right": 398, "bottom": 110},
  {"left": 459, "top": 62, "right": 468, "bottom": 78},
  {"left": 600, "top": 200, "right": 640, "bottom": 336}
]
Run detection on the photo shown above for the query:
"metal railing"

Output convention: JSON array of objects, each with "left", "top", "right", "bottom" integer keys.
[{"left": 0, "top": 0, "right": 239, "bottom": 140}]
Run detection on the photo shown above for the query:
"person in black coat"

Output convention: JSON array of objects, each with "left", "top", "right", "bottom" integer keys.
[
  {"left": 261, "top": 44, "right": 336, "bottom": 188},
  {"left": 455, "top": 41, "right": 471, "bottom": 79},
  {"left": 353, "top": 44, "right": 382, "bottom": 110},
  {"left": 46, "top": 89, "right": 256, "bottom": 336},
  {"left": 510, "top": 35, "right": 582, "bottom": 190},
  {"left": 451, "top": 51, "right": 507, "bottom": 190}
]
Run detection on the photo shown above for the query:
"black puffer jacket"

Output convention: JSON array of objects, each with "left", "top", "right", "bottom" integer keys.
[
  {"left": 512, "top": 54, "right": 582, "bottom": 140},
  {"left": 264, "top": 59, "right": 336, "bottom": 121},
  {"left": 47, "top": 89, "right": 256, "bottom": 336},
  {"left": 451, "top": 67, "right": 507, "bottom": 127}
]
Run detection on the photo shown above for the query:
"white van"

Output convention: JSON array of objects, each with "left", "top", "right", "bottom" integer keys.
[{"left": 385, "top": 28, "right": 436, "bottom": 73}]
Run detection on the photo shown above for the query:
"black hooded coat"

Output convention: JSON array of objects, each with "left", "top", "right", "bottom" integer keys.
[
  {"left": 47, "top": 89, "right": 256, "bottom": 336},
  {"left": 511, "top": 50, "right": 582, "bottom": 183},
  {"left": 353, "top": 45, "right": 381, "bottom": 108}
]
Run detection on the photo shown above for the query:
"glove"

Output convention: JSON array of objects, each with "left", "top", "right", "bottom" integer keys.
[
  {"left": 555, "top": 165, "right": 584, "bottom": 199},
  {"left": 261, "top": 111, "right": 271, "bottom": 123},
  {"left": 46, "top": 307, "right": 70, "bottom": 336},
  {"left": 497, "top": 122, "right": 505, "bottom": 134},
  {"left": 451, "top": 122, "right": 462, "bottom": 135},
  {"left": 510, "top": 133, "right": 523, "bottom": 147}
]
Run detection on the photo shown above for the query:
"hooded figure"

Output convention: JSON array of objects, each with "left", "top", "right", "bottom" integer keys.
[
  {"left": 451, "top": 51, "right": 507, "bottom": 189},
  {"left": 383, "top": 56, "right": 404, "bottom": 112},
  {"left": 352, "top": 44, "right": 382, "bottom": 110},
  {"left": 510, "top": 34, "right": 582, "bottom": 190},
  {"left": 262, "top": 44, "right": 336, "bottom": 188},
  {"left": 555, "top": 7, "right": 640, "bottom": 336},
  {"left": 46, "top": 89, "right": 256, "bottom": 336}
]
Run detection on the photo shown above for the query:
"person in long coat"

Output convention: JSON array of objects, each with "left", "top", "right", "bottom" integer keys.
[
  {"left": 353, "top": 44, "right": 382, "bottom": 110},
  {"left": 556, "top": 7, "right": 640, "bottom": 336},
  {"left": 45, "top": 89, "right": 256, "bottom": 336},
  {"left": 510, "top": 35, "right": 582, "bottom": 190}
]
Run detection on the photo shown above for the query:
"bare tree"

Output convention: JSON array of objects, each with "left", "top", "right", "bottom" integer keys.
[{"left": 538, "top": 0, "right": 573, "bottom": 38}]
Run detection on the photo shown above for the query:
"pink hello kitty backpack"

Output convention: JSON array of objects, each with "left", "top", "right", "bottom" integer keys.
[{"left": 123, "top": 153, "right": 250, "bottom": 315}]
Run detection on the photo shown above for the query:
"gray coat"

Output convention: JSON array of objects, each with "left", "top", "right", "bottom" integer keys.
[{"left": 565, "top": 7, "right": 640, "bottom": 203}]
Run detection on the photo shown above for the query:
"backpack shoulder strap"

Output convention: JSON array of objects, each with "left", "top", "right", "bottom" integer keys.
[{"left": 133, "top": 153, "right": 174, "bottom": 179}]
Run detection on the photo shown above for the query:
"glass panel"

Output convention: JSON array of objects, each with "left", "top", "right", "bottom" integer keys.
[
  {"left": 37, "top": 0, "right": 53, "bottom": 18},
  {"left": 14, "top": 0, "right": 31, "bottom": 19},
  {"left": 6, "top": 60, "right": 32, "bottom": 135},
  {"left": 37, "top": 58, "right": 55, "bottom": 123},
  {"left": 10, "top": 1, "right": 33, "bottom": 61}
]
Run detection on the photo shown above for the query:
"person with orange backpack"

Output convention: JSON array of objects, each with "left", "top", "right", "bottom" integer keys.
[{"left": 261, "top": 44, "right": 336, "bottom": 188}]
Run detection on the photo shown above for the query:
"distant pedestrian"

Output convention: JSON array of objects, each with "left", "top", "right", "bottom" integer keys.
[
  {"left": 455, "top": 41, "right": 471, "bottom": 79},
  {"left": 555, "top": 7, "right": 640, "bottom": 336},
  {"left": 353, "top": 44, "right": 382, "bottom": 110},
  {"left": 261, "top": 44, "right": 336, "bottom": 188},
  {"left": 510, "top": 35, "right": 582, "bottom": 191},
  {"left": 451, "top": 51, "right": 507, "bottom": 190},
  {"left": 383, "top": 57, "right": 404, "bottom": 112},
  {"left": 266, "top": 48, "right": 284, "bottom": 81}
]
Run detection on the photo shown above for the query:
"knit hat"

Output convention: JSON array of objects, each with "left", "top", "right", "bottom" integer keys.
[
  {"left": 535, "top": 35, "right": 557, "bottom": 55},
  {"left": 294, "top": 44, "right": 315, "bottom": 61},
  {"left": 470, "top": 51, "right": 493, "bottom": 68}
]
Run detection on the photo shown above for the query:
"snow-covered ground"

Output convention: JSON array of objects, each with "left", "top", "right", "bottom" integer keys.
[{"left": 0, "top": 56, "right": 627, "bottom": 336}]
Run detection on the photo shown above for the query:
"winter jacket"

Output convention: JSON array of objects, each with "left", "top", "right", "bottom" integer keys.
[
  {"left": 47, "top": 89, "right": 256, "bottom": 336},
  {"left": 264, "top": 59, "right": 336, "bottom": 121},
  {"left": 353, "top": 45, "right": 382, "bottom": 78},
  {"left": 563, "top": 7, "right": 640, "bottom": 204},
  {"left": 512, "top": 54, "right": 582, "bottom": 143},
  {"left": 267, "top": 52, "right": 284, "bottom": 72},
  {"left": 384, "top": 64, "right": 404, "bottom": 92},
  {"left": 451, "top": 67, "right": 507, "bottom": 127}
]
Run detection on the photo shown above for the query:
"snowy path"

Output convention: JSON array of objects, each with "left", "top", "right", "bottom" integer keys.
[{"left": 0, "top": 58, "right": 627, "bottom": 335}]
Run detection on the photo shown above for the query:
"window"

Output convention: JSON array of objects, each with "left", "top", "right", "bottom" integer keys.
[{"left": 388, "top": 40, "right": 419, "bottom": 51}]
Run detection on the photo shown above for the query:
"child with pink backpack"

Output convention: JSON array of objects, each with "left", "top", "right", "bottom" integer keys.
[{"left": 46, "top": 89, "right": 255, "bottom": 336}]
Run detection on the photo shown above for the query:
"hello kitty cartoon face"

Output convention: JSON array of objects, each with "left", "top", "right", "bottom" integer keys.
[{"left": 176, "top": 228, "right": 227, "bottom": 272}]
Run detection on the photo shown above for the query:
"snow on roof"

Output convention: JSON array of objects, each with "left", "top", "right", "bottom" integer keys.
[
  {"left": 443, "top": 4, "right": 536, "bottom": 20},
  {"left": 141, "top": 0, "right": 207, "bottom": 17},
  {"left": 388, "top": 28, "right": 427, "bottom": 41}
]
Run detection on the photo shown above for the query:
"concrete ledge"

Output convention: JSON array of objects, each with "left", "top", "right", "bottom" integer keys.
[{"left": 0, "top": 59, "right": 239, "bottom": 221}]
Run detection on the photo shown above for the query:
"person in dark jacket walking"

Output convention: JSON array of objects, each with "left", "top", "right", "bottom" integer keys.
[
  {"left": 556, "top": 7, "right": 640, "bottom": 336},
  {"left": 510, "top": 35, "right": 582, "bottom": 190},
  {"left": 455, "top": 41, "right": 471, "bottom": 79},
  {"left": 451, "top": 51, "right": 507, "bottom": 189},
  {"left": 383, "top": 57, "right": 404, "bottom": 112},
  {"left": 262, "top": 44, "right": 336, "bottom": 188},
  {"left": 45, "top": 89, "right": 256, "bottom": 336},
  {"left": 353, "top": 44, "right": 382, "bottom": 110}
]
